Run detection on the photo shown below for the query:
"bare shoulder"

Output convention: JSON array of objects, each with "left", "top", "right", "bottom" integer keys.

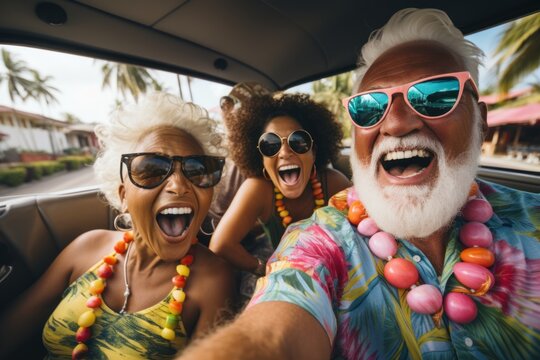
[
  {"left": 240, "top": 176, "right": 274, "bottom": 194},
  {"left": 65, "top": 229, "right": 121, "bottom": 281},
  {"left": 324, "top": 168, "right": 352, "bottom": 196}
]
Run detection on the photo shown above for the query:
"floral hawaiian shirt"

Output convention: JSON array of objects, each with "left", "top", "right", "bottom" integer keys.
[{"left": 249, "top": 180, "right": 540, "bottom": 359}]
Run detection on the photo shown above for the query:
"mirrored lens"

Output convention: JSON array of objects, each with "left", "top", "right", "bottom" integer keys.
[
  {"left": 288, "top": 130, "right": 312, "bottom": 154},
  {"left": 182, "top": 156, "right": 224, "bottom": 188},
  {"left": 348, "top": 92, "right": 389, "bottom": 127},
  {"left": 130, "top": 154, "right": 171, "bottom": 188},
  {"left": 258, "top": 133, "right": 282, "bottom": 157},
  {"left": 408, "top": 77, "right": 459, "bottom": 117}
]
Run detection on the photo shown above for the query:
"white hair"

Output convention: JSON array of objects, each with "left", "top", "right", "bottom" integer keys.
[
  {"left": 352, "top": 8, "right": 484, "bottom": 91},
  {"left": 93, "top": 92, "right": 226, "bottom": 211}
]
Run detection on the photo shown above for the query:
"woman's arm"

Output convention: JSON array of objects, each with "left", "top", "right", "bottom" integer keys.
[
  {"left": 209, "top": 178, "right": 272, "bottom": 273},
  {"left": 0, "top": 229, "right": 109, "bottom": 357},
  {"left": 189, "top": 247, "right": 236, "bottom": 339}
]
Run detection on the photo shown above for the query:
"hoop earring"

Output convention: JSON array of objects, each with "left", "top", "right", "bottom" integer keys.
[
  {"left": 262, "top": 168, "right": 271, "bottom": 180},
  {"left": 199, "top": 218, "right": 216, "bottom": 236},
  {"left": 114, "top": 212, "right": 133, "bottom": 232},
  {"left": 311, "top": 163, "right": 317, "bottom": 178}
]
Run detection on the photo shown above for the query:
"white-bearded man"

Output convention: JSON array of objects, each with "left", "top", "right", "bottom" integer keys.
[{"left": 179, "top": 8, "right": 540, "bottom": 360}]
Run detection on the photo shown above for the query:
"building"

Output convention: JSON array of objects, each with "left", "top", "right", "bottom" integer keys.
[
  {"left": 0, "top": 105, "right": 98, "bottom": 162},
  {"left": 480, "top": 88, "right": 540, "bottom": 165}
]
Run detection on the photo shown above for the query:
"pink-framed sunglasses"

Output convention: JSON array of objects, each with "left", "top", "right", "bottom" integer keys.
[{"left": 341, "top": 71, "right": 479, "bottom": 128}]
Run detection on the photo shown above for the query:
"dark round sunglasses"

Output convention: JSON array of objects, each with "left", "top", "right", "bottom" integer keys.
[
  {"left": 257, "top": 129, "right": 313, "bottom": 157},
  {"left": 342, "top": 71, "right": 479, "bottom": 128},
  {"left": 120, "top": 152, "right": 225, "bottom": 189}
]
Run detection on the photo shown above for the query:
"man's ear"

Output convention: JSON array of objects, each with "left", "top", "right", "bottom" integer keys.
[
  {"left": 478, "top": 101, "right": 488, "bottom": 139},
  {"left": 118, "top": 184, "right": 128, "bottom": 213}
]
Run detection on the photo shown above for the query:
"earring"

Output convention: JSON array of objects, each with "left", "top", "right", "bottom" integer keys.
[
  {"left": 199, "top": 218, "right": 215, "bottom": 236},
  {"left": 262, "top": 168, "right": 271, "bottom": 180},
  {"left": 114, "top": 212, "right": 133, "bottom": 232}
]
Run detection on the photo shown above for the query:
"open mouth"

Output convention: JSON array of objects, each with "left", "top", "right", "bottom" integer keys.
[
  {"left": 156, "top": 207, "right": 193, "bottom": 237},
  {"left": 380, "top": 148, "right": 434, "bottom": 178},
  {"left": 278, "top": 164, "right": 301, "bottom": 185}
]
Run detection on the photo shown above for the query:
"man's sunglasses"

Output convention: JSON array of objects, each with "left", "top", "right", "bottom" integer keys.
[
  {"left": 120, "top": 152, "right": 225, "bottom": 189},
  {"left": 257, "top": 129, "right": 313, "bottom": 157},
  {"left": 342, "top": 71, "right": 479, "bottom": 128}
]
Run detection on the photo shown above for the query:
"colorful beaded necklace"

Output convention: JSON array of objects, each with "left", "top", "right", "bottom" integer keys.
[
  {"left": 346, "top": 182, "right": 496, "bottom": 326},
  {"left": 72, "top": 231, "right": 196, "bottom": 359},
  {"left": 274, "top": 171, "right": 325, "bottom": 227}
]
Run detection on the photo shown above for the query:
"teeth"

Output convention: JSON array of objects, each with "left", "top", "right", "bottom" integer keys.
[
  {"left": 383, "top": 149, "right": 430, "bottom": 161},
  {"left": 279, "top": 164, "right": 300, "bottom": 171},
  {"left": 160, "top": 207, "right": 192, "bottom": 215}
]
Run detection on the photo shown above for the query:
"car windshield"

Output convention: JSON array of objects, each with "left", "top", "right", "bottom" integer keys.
[{"left": 0, "top": 15, "right": 538, "bottom": 200}]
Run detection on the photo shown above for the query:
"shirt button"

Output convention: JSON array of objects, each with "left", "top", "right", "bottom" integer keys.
[
  {"left": 465, "top": 337, "right": 473, "bottom": 347},
  {"left": 413, "top": 255, "right": 421, "bottom": 262}
]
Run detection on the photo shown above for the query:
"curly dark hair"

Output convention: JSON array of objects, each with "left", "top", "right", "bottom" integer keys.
[{"left": 226, "top": 93, "right": 344, "bottom": 177}]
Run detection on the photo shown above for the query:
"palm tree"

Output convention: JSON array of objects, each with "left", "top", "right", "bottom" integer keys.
[
  {"left": 0, "top": 48, "right": 59, "bottom": 152},
  {"left": 99, "top": 62, "right": 162, "bottom": 102},
  {"left": 494, "top": 13, "right": 540, "bottom": 94},
  {"left": 0, "top": 48, "right": 35, "bottom": 102},
  {"left": 27, "top": 69, "right": 59, "bottom": 105},
  {"left": 311, "top": 72, "right": 353, "bottom": 138}
]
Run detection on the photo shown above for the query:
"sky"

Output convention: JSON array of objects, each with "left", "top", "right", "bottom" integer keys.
[{"left": 0, "top": 20, "right": 536, "bottom": 125}]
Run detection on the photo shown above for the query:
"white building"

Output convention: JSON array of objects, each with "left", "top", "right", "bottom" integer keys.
[{"left": 0, "top": 105, "right": 98, "bottom": 159}]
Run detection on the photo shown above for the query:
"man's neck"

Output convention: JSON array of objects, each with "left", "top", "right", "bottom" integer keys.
[{"left": 407, "top": 226, "right": 450, "bottom": 275}]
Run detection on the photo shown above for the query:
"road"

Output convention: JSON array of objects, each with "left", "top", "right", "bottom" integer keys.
[{"left": 0, "top": 166, "right": 99, "bottom": 199}]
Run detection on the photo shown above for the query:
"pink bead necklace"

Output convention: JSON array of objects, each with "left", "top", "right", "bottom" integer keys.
[
  {"left": 71, "top": 231, "right": 196, "bottom": 359},
  {"left": 347, "top": 183, "right": 496, "bottom": 325}
]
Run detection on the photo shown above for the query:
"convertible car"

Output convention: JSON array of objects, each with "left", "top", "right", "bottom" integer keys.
[{"left": 0, "top": 0, "right": 539, "bottom": 358}]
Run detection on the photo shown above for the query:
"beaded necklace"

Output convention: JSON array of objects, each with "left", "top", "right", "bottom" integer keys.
[
  {"left": 274, "top": 172, "right": 325, "bottom": 227},
  {"left": 347, "top": 182, "right": 496, "bottom": 326},
  {"left": 72, "top": 231, "right": 195, "bottom": 359}
]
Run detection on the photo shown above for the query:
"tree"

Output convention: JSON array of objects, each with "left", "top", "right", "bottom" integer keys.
[
  {"left": 28, "top": 69, "right": 59, "bottom": 106},
  {"left": 0, "top": 48, "right": 59, "bottom": 152},
  {"left": 311, "top": 72, "right": 353, "bottom": 139},
  {"left": 99, "top": 62, "right": 163, "bottom": 102},
  {"left": 0, "top": 48, "right": 35, "bottom": 102},
  {"left": 494, "top": 13, "right": 540, "bottom": 94},
  {"left": 63, "top": 112, "right": 82, "bottom": 124}
]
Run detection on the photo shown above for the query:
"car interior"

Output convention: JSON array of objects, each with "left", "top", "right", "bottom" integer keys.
[{"left": 0, "top": 0, "right": 539, "bottom": 357}]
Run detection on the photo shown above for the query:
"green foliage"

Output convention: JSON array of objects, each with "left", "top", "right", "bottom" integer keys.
[
  {"left": 58, "top": 155, "right": 95, "bottom": 170},
  {"left": 21, "top": 161, "right": 66, "bottom": 181},
  {"left": 494, "top": 13, "right": 540, "bottom": 94},
  {"left": 0, "top": 167, "right": 26, "bottom": 187},
  {"left": 311, "top": 72, "right": 354, "bottom": 140},
  {"left": 98, "top": 61, "right": 162, "bottom": 102}
]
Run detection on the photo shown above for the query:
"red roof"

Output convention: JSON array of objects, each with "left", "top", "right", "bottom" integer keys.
[
  {"left": 480, "top": 88, "right": 532, "bottom": 105},
  {"left": 487, "top": 103, "right": 540, "bottom": 127}
]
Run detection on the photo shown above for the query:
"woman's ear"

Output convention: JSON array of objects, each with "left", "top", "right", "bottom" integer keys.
[{"left": 118, "top": 184, "right": 128, "bottom": 212}]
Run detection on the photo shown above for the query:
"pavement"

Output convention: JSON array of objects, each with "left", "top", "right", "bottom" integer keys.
[{"left": 0, "top": 165, "right": 99, "bottom": 200}]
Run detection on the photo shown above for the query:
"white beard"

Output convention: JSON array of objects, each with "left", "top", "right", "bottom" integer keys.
[{"left": 350, "top": 123, "right": 481, "bottom": 239}]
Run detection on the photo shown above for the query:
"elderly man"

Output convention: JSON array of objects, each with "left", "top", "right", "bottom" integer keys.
[{"left": 181, "top": 8, "right": 540, "bottom": 359}]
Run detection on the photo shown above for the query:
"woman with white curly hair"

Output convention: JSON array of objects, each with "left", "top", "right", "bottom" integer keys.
[{"left": 0, "top": 93, "right": 235, "bottom": 359}]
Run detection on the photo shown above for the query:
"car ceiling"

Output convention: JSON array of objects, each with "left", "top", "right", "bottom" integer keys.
[{"left": 0, "top": 0, "right": 539, "bottom": 91}]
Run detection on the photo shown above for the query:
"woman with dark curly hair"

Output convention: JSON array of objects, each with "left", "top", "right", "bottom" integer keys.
[{"left": 209, "top": 93, "right": 351, "bottom": 284}]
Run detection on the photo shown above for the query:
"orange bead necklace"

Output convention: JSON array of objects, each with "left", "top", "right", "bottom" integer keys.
[
  {"left": 71, "top": 231, "right": 195, "bottom": 359},
  {"left": 274, "top": 172, "right": 325, "bottom": 227}
]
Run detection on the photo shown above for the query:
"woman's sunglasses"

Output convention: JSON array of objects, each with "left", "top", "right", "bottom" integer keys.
[
  {"left": 342, "top": 71, "right": 479, "bottom": 128},
  {"left": 257, "top": 129, "right": 313, "bottom": 157},
  {"left": 120, "top": 152, "right": 225, "bottom": 189}
]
